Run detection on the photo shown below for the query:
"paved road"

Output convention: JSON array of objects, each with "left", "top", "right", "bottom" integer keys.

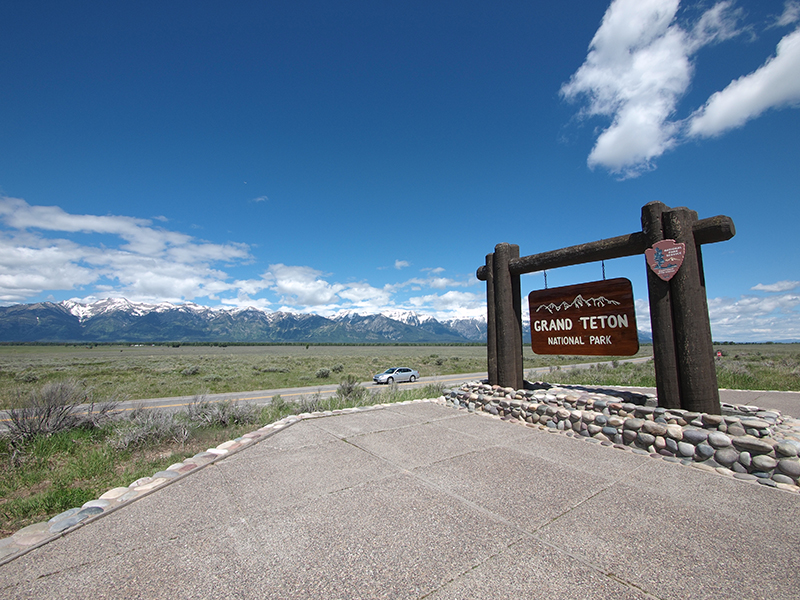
[{"left": 3, "top": 400, "right": 799, "bottom": 598}]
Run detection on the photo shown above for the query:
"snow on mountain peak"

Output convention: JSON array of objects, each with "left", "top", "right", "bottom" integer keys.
[
  {"left": 62, "top": 298, "right": 175, "bottom": 321},
  {"left": 380, "top": 309, "right": 434, "bottom": 325},
  {"left": 331, "top": 309, "right": 366, "bottom": 321},
  {"left": 57, "top": 297, "right": 480, "bottom": 334}
]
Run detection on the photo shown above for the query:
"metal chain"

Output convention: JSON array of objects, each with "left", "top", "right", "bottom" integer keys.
[
  {"left": 543, "top": 270, "right": 548, "bottom": 289},
  {"left": 602, "top": 260, "right": 606, "bottom": 280}
]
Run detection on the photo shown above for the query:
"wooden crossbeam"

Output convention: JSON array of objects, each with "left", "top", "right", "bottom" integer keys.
[{"left": 476, "top": 215, "right": 734, "bottom": 281}]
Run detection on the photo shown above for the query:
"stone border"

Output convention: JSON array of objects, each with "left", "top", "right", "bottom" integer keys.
[{"left": 443, "top": 381, "right": 800, "bottom": 493}]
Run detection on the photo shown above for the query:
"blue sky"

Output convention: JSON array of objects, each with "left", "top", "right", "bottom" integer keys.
[{"left": 1, "top": 0, "right": 798, "bottom": 342}]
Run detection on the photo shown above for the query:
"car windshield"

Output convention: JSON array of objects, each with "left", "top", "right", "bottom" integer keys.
[{"left": 383, "top": 368, "right": 397, "bottom": 374}]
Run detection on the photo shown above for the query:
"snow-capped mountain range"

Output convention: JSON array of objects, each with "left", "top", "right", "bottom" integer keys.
[{"left": 0, "top": 298, "right": 488, "bottom": 344}]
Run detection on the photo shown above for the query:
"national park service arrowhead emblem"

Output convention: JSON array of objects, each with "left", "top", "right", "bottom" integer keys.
[{"left": 645, "top": 239, "right": 685, "bottom": 281}]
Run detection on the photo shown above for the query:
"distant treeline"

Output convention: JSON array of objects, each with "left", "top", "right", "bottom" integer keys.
[
  {"left": 712, "top": 341, "right": 799, "bottom": 345},
  {"left": 0, "top": 341, "right": 488, "bottom": 348}
]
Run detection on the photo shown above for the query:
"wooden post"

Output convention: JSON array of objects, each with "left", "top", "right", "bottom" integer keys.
[
  {"left": 662, "top": 207, "right": 721, "bottom": 414},
  {"left": 511, "top": 247, "right": 522, "bottom": 388},
  {"left": 641, "top": 202, "right": 681, "bottom": 409},
  {"left": 493, "top": 243, "right": 523, "bottom": 389},
  {"left": 485, "top": 253, "right": 498, "bottom": 385}
]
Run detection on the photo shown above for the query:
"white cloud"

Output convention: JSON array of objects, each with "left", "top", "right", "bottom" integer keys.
[
  {"left": 687, "top": 27, "right": 800, "bottom": 137},
  {"left": 708, "top": 293, "right": 800, "bottom": 341},
  {"left": 264, "top": 264, "right": 344, "bottom": 307},
  {"left": 775, "top": 1, "right": 800, "bottom": 27},
  {"left": 407, "top": 290, "right": 486, "bottom": 320},
  {"left": 751, "top": 280, "right": 800, "bottom": 293},
  {"left": 635, "top": 298, "right": 652, "bottom": 333},
  {"left": 561, "top": 0, "right": 751, "bottom": 177},
  {"left": 0, "top": 235, "right": 99, "bottom": 302},
  {"left": 394, "top": 260, "right": 410, "bottom": 269},
  {"left": 261, "top": 265, "right": 395, "bottom": 312},
  {"left": 0, "top": 196, "right": 253, "bottom": 303},
  {"left": 390, "top": 273, "right": 476, "bottom": 292},
  {"left": 337, "top": 282, "right": 393, "bottom": 307},
  {"left": 631, "top": 293, "right": 800, "bottom": 341}
]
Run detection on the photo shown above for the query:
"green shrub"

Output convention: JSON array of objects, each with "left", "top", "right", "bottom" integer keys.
[
  {"left": 5, "top": 380, "right": 118, "bottom": 446},
  {"left": 335, "top": 375, "right": 369, "bottom": 404},
  {"left": 185, "top": 397, "right": 259, "bottom": 428},
  {"left": 297, "top": 392, "right": 324, "bottom": 413},
  {"left": 109, "top": 408, "right": 188, "bottom": 450},
  {"left": 315, "top": 368, "right": 330, "bottom": 379},
  {"left": 15, "top": 372, "right": 39, "bottom": 383}
]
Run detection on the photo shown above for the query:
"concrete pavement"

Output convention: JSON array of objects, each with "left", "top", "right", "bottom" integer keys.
[{"left": 2, "top": 398, "right": 799, "bottom": 599}]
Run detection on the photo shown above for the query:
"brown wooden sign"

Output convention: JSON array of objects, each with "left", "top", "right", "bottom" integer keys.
[{"left": 528, "top": 278, "right": 639, "bottom": 356}]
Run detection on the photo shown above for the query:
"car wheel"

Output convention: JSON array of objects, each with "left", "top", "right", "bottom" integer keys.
[
  {"left": 409, "top": 375, "right": 416, "bottom": 383},
  {"left": 387, "top": 377, "right": 394, "bottom": 384}
]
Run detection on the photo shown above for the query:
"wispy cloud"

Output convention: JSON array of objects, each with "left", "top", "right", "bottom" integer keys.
[
  {"left": 636, "top": 290, "right": 800, "bottom": 341},
  {"left": 561, "top": 0, "right": 800, "bottom": 177},
  {"left": 775, "top": 1, "right": 800, "bottom": 27},
  {"left": 389, "top": 274, "right": 476, "bottom": 291},
  {"left": 407, "top": 290, "right": 486, "bottom": 320},
  {"left": 263, "top": 264, "right": 344, "bottom": 307},
  {"left": 708, "top": 293, "right": 800, "bottom": 341},
  {"left": 251, "top": 196, "right": 269, "bottom": 203},
  {"left": 0, "top": 196, "right": 251, "bottom": 303},
  {"left": 394, "top": 259, "right": 410, "bottom": 269},
  {"left": 687, "top": 27, "right": 800, "bottom": 137},
  {"left": 751, "top": 280, "right": 800, "bottom": 293}
]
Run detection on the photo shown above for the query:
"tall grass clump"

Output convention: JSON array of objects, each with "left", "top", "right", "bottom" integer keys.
[
  {"left": 185, "top": 397, "right": 260, "bottom": 428},
  {"left": 109, "top": 395, "right": 262, "bottom": 451},
  {"left": 108, "top": 408, "right": 191, "bottom": 450},
  {"left": 334, "top": 375, "right": 370, "bottom": 405},
  {"left": 372, "top": 382, "right": 447, "bottom": 404}
]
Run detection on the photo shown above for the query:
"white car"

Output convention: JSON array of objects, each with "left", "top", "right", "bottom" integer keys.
[{"left": 373, "top": 367, "right": 419, "bottom": 384}]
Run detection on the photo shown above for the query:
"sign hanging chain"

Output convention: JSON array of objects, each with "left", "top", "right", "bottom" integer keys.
[
  {"left": 543, "top": 270, "right": 548, "bottom": 289},
  {"left": 602, "top": 260, "right": 606, "bottom": 280}
]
